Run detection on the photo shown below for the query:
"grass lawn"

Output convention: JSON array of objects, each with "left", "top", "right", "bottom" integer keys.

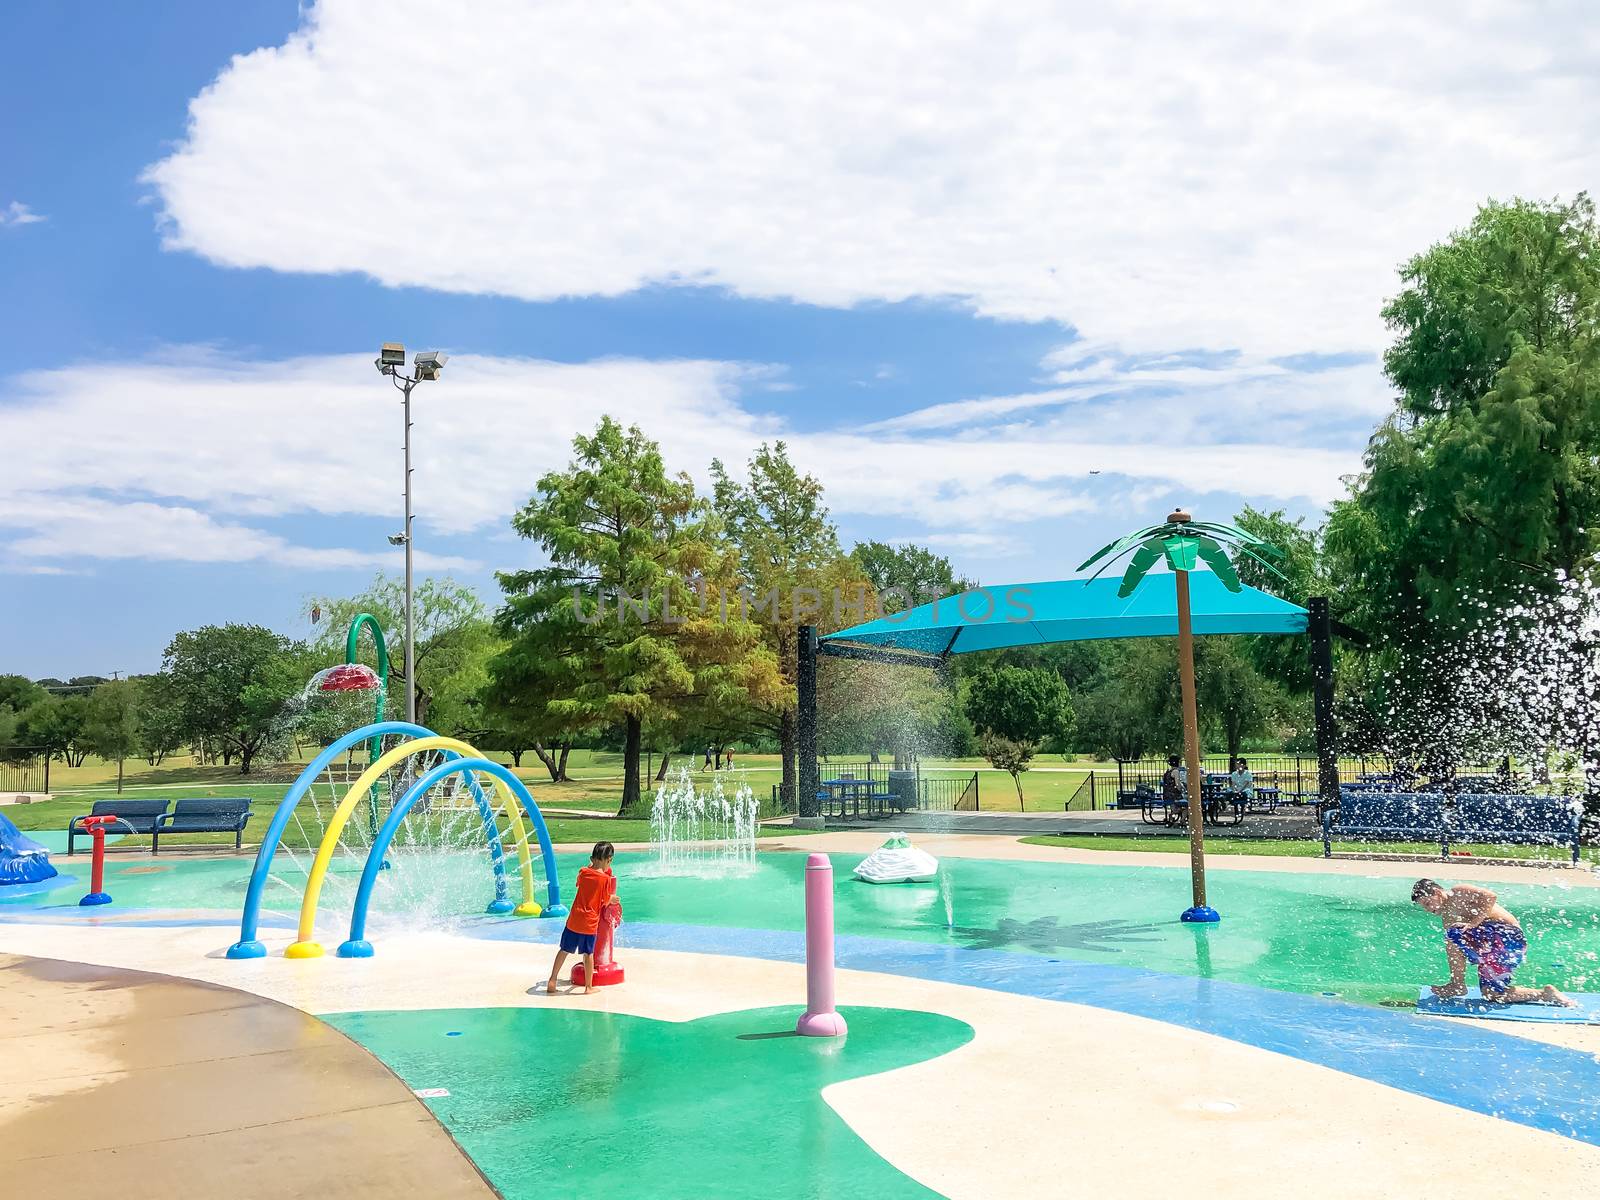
[
  {"left": 30, "top": 749, "right": 1108, "bottom": 814},
  {"left": 1019, "top": 833, "right": 1600, "bottom": 866},
  {"left": 36, "top": 749, "right": 787, "bottom": 811}
]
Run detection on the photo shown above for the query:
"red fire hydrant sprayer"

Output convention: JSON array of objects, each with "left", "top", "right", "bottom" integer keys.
[
  {"left": 79, "top": 815, "right": 125, "bottom": 907},
  {"left": 571, "top": 899, "right": 625, "bottom": 987}
]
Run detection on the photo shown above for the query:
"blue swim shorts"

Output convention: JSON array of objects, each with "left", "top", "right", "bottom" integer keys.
[{"left": 559, "top": 927, "right": 597, "bottom": 955}]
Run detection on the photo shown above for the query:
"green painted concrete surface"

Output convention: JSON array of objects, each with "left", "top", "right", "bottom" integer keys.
[{"left": 327, "top": 1005, "right": 973, "bottom": 1199}]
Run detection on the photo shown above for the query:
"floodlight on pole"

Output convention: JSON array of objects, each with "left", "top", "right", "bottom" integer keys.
[{"left": 374, "top": 342, "right": 447, "bottom": 724}]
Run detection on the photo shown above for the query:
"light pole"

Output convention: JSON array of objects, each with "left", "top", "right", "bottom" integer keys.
[{"left": 375, "top": 343, "right": 447, "bottom": 723}]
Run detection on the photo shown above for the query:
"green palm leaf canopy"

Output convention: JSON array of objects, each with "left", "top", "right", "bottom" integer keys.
[{"left": 1080, "top": 511, "right": 1284, "bottom": 599}]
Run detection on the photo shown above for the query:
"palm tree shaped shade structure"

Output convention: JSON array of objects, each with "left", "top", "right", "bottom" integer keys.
[{"left": 1078, "top": 510, "right": 1287, "bottom": 922}]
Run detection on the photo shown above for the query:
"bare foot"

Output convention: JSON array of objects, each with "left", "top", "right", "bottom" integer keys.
[
  {"left": 545, "top": 979, "right": 558, "bottom": 995},
  {"left": 585, "top": 985, "right": 597, "bottom": 994},
  {"left": 1541, "top": 985, "right": 1577, "bottom": 1007}
]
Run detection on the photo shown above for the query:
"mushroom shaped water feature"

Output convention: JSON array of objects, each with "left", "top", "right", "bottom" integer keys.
[
  {"left": 317, "top": 663, "right": 382, "bottom": 693},
  {"left": 312, "top": 660, "right": 389, "bottom": 841}
]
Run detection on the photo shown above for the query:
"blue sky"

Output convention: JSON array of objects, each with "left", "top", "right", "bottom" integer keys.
[{"left": 3, "top": 2, "right": 1595, "bottom": 677}]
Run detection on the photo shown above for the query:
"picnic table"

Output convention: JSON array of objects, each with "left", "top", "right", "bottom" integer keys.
[
  {"left": 1140, "top": 784, "right": 1247, "bottom": 828},
  {"left": 819, "top": 776, "right": 906, "bottom": 819},
  {"left": 1209, "top": 780, "right": 1286, "bottom": 819}
]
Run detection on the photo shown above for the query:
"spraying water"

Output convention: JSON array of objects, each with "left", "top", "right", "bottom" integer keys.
[
  {"left": 646, "top": 767, "right": 759, "bottom": 876},
  {"left": 1353, "top": 573, "right": 1600, "bottom": 825},
  {"left": 247, "top": 667, "right": 542, "bottom": 936}
]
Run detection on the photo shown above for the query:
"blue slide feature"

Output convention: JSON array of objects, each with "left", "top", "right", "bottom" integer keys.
[
  {"left": 0, "top": 810, "right": 57, "bottom": 886},
  {"left": 338, "top": 757, "right": 565, "bottom": 958},
  {"left": 1417, "top": 987, "right": 1600, "bottom": 1024}
]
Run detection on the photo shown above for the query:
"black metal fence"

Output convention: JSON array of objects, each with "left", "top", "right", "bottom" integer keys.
[
  {"left": 773, "top": 758, "right": 981, "bottom": 816},
  {"left": 0, "top": 750, "right": 48, "bottom": 794},
  {"left": 1064, "top": 772, "right": 1096, "bottom": 811},
  {"left": 921, "top": 772, "right": 980, "bottom": 811},
  {"left": 817, "top": 758, "right": 893, "bottom": 788}
]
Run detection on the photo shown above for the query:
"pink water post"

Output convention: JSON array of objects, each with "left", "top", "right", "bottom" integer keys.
[{"left": 795, "top": 852, "right": 847, "bottom": 1037}]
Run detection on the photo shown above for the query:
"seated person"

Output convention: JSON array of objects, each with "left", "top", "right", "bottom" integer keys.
[
  {"left": 1160, "top": 755, "right": 1186, "bottom": 803},
  {"left": 1229, "top": 757, "right": 1254, "bottom": 800},
  {"left": 1411, "top": 879, "right": 1572, "bottom": 1005}
]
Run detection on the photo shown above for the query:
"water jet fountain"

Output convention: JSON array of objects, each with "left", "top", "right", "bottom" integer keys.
[{"left": 646, "top": 767, "right": 759, "bottom": 875}]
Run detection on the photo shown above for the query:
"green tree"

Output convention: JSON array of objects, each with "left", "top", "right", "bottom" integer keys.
[
  {"left": 1328, "top": 195, "right": 1600, "bottom": 633},
  {"left": 306, "top": 576, "right": 494, "bottom": 726},
  {"left": 979, "top": 733, "right": 1035, "bottom": 809},
  {"left": 1230, "top": 506, "right": 1330, "bottom": 696},
  {"left": 0, "top": 675, "right": 46, "bottom": 716},
  {"left": 965, "top": 665, "right": 1073, "bottom": 744},
  {"left": 1073, "top": 643, "right": 1174, "bottom": 761},
  {"left": 497, "top": 418, "right": 782, "bottom": 813},
  {"left": 84, "top": 679, "right": 142, "bottom": 793},
  {"left": 1071, "top": 639, "right": 1283, "bottom": 762},
  {"left": 0, "top": 675, "right": 47, "bottom": 759},
  {"left": 712, "top": 442, "right": 867, "bottom": 798},
  {"left": 849, "top": 541, "right": 973, "bottom": 612},
  {"left": 163, "top": 624, "right": 301, "bottom": 774},
  {"left": 135, "top": 672, "right": 187, "bottom": 766},
  {"left": 458, "top": 633, "right": 581, "bottom": 781},
  {"left": 1196, "top": 640, "right": 1284, "bottom": 761},
  {"left": 964, "top": 665, "right": 1073, "bottom": 811},
  {"left": 479, "top": 658, "right": 589, "bottom": 782},
  {"left": 14, "top": 694, "right": 91, "bottom": 783}
]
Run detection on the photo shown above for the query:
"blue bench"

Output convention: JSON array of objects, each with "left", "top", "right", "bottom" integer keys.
[
  {"left": 67, "top": 800, "right": 169, "bottom": 854},
  {"left": 1323, "top": 792, "right": 1446, "bottom": 857},
  {"left": 152, "top": 798, "right": 253, "bottom": 853},
  {"left": 1449, "top": 794, "right": 1581, "bottom": 865},
  {"left": 1323, "top": 792, "right": 1580, "bottom": 863}
]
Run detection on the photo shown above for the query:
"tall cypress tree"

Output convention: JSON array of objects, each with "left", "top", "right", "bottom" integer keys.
[
  {"left": 711, "top": 442, "right": 867, "bottom": 804},
  {"left": 496, "top": 418, "right": 779, "bottom": 813}
]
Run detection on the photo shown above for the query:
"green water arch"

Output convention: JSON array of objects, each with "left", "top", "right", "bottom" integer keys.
[{"left": 345, "top": 612, "right": 391, "bottom": 836}]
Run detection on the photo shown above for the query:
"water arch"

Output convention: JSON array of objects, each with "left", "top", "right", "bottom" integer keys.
[
  {"left": 230, "top": 720, "right": 433, "bottom": 959},
  {"left": 283, "top": 736, "right": 548, "bottom": 959},
  {"left": 338, "top": 758, "right": 565, "bottom": 958}
]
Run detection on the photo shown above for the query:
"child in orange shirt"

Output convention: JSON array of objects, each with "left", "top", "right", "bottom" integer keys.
[{"left": 546, "top": 841, "right": 619, "bottom": 995}]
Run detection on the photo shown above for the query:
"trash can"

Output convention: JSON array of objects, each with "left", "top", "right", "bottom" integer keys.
[{"left": 887, "top": 770, "right": 918, "bottom": 814}]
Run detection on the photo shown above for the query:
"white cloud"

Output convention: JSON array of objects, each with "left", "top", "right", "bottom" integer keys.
[
  {"left": 0, "top": 201, "right": 45, "bottom": 227},
  {"left": 0, "top": 562, "right": 84, "bottom": 577},
  {"left": 0, "top": 351, "right": 770, "bottom": 568},
  {"left": 0, "top": 347, "right": 1361, "bottom": 571},
  {"left": 0, "top": 493, "right": 477, "bottom": 571},
  {"left": 916, "top": 531, "right": 1028, "bottom": 559},
  {"left": 147, "top": 1, "right": 1600, "bottom": 364}
]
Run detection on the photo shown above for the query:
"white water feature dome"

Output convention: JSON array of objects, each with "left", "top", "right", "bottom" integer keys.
[{"left": 854, "top": 833, "right": 939, "bottom": 884}]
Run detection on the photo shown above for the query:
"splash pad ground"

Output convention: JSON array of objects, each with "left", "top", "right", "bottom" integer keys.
[{"left": 4, "top": 833, "right": 1599, "bottom": 1198}]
